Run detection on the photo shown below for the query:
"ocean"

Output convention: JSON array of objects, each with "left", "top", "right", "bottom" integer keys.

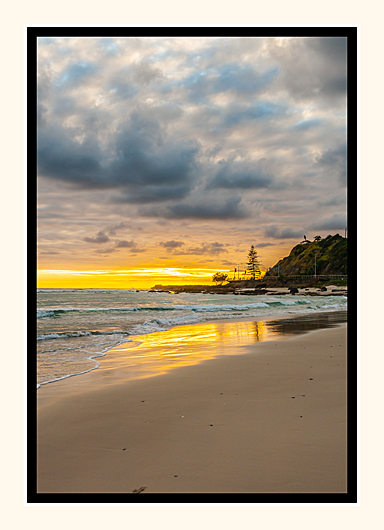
[{"left": 36, "top": 288, "right": 347, "bottom": 388}]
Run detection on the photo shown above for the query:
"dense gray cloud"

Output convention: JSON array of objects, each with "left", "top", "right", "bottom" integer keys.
[
  {"left": 37, "top": 36, "right": 349, "bottom": 264},
  {"left": 38, "top": 108, "right": 200, "bottom": 199},
  {"left": 310, "top": 213, "right": 347, "bottom": 231},
  {"left": 315, "top": 142, "right": 347, "bottom": 186},
  {"left": 139, "top": 196, "right": 248, "bottom": 220},
  {"left": 115, "top": 239, "right": 136, "bottom": 248},
  {"left": 257, "top": 243, "right": 275, "bottom": 248},
  {"left": 160, "top": 241, "right": 228, "bottom": 256},
  {"left": 166, "top": 197, "right": 247, "bottom": 220},
  {"left": 160, "top": 240, "right": 185, "bottom": 249},
  {"left": 115, "top": 240, "right": 146, "bottom": 252},
  {"left": 208, "top": 159, "right": 275, "bottom": 190},
  {"left": 58, "top": 60, "right": 100, "bottom": 89},
  {"left": 267, "top": 37, "right": 347, "bottom": 104},
  {"left": 106, "top": 222, "right": 130, "bottom": 235},
  {"left": 264, "top": 226, "right": 304, "bottom": 240},
  {"left": 188, "top": 242, "right": 228, "bottom": 255},
  {"left": 110, "top": 112, "right": 200, "bottom": 190},
  {"left": 83, "top": 231, "right": 110, "bottom": 243},
  {"left": 107, "top": 60, "right": 163, "bottom": 100},
  {"left": 94, "top": 247, "right": 117, "bottom": 254},
  {"left": 183, "top": 63, "right": 279, "bottom": 103},
  {"left": 38, "top": 124, "right": 105, "bottom": 188}
]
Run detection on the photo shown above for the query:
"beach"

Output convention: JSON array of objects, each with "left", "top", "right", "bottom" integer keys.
[{"left": 37, "top": 317, "right": 347, "bottom": 494}]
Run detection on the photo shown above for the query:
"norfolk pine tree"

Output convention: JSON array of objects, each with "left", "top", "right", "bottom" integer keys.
[{"left": 247, "top": 245, "right": 261, "bottom": 279}]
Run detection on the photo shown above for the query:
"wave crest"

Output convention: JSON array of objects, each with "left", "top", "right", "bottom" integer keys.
[{"left": 37, "top": 330, "right": 131, "bottom": 341}]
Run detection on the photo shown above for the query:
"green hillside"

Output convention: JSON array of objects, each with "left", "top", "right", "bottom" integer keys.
[{"left": 266, "top": 234, "right": 348, "bottom": 277}]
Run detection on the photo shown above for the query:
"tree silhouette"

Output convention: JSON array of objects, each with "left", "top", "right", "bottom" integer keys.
[
  {"left": 212, "top": 272, "right": 228, "bottom": 285},
  {"left": 247, "top": 245, "right": 261, "bottom": 279}
]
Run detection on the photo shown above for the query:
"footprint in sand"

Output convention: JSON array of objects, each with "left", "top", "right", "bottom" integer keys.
[{"left": 132, "top": 486, "right": 147, "bottom": 493}]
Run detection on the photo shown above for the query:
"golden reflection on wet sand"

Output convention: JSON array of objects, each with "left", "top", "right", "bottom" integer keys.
[
  {"left": 98, "top": 319, "right": 280, "bottom": 383},
  {"left": 96, "top": 311, "right": 347, "bottom": 384}
]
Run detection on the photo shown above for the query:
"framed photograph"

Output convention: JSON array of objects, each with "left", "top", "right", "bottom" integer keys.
[{"left": 29, "top": 26, "right": 357, "bottom": 503}]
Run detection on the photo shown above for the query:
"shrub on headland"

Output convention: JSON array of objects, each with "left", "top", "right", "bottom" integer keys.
[{"left": 212, "top": 272, "right": 229, "bottom": 285}]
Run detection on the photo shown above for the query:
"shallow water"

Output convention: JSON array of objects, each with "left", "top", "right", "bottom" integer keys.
[
  {"left": 82, "top": 311, "right": 347, "bottom": 385},
  {"left": 36, "top": 289, "right": 347, "bottom": 387}
]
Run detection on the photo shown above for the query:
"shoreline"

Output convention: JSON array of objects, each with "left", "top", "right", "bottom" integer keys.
[
  {"left": 37, "top": 313, "right": 348, "bottom": 494},
  {"left": 149, "top": 283, "right": 348, "bottom": 295},
  {"left": 36, "top": 309, "right": 346, "bottom": 394}
]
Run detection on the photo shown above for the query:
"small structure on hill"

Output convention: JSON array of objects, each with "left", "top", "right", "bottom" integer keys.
[{"left": 300, "top": 235, "right": 311, "bottom": 244}]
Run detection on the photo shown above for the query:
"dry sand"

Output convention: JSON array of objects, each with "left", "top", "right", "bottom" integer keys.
[{"left": 37, "top": 321, "right": 347, "bottom": 494}]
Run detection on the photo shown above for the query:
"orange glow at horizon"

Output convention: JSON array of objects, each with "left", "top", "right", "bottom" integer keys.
[
  {"left": 37, "top": 267, "right": 266, "bottom": 289},
  {"left": 37, "top": 267, "right": 229, "bottom": 289}
]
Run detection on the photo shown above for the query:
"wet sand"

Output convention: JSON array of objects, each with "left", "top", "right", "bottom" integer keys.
[{"left": 36, "top": 318, "right": 347, "bottom": 494}]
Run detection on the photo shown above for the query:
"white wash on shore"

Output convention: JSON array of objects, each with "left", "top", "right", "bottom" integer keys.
[{"left": 36, "top": 288, "right": 347, "bottom": 388}]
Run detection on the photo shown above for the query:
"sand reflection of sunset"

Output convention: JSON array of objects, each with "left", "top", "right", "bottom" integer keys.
[{"left": 99, "top": 320, "right": 279, "bottom": 381}]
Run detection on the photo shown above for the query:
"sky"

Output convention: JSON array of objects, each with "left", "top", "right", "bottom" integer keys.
[{"left": 37, "top": 36, "right": 348, "bottom": 288}]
